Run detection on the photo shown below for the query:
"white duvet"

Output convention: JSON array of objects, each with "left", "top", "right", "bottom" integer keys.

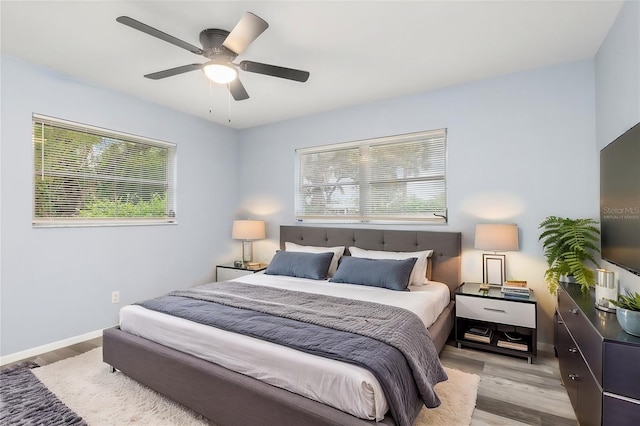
[{"left": 119, "top": 273, "right": 450, "bottom": 421}]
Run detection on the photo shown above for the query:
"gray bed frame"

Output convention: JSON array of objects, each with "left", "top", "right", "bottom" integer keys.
[{"left": 103, "top": 226, "right": 462, "bottom": 426}]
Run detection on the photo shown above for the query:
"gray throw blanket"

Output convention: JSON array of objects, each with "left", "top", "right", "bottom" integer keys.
[{"left": 138, "top": 281, "right": 447, "bottom": 426}]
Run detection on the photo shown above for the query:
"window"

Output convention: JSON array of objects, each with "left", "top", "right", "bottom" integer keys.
[
  {"left": 296, "top": 129, "right": 447, "bottom": 223},
  {"left": 32, "top": 114, "right": 176, "bottom": 227}
]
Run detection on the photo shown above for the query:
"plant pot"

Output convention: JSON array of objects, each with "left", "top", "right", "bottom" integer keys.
[
  {"left": 616, "top": 307, "right": 640, "bottom": 337},
  {"left": 559, "top": 274, "right": 577, "bottom": 284}
]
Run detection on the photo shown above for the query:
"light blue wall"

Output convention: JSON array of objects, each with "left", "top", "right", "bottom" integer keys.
[
  {"left": 595, "top": 0, "right": 640, "bottom": 294},
  {"left": 0, "top": 55, "right": 238, "bottom": 356},
  {"left": 237, "top": 60, "right": 598, "bottom": 344}
]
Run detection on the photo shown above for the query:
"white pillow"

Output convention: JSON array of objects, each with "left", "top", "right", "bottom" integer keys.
[
  {"left": 285, "top": 242, "right": 345, "bottom": 277},
  {"left": 348, "top": 247, "right": 433, "bottom": 286}
]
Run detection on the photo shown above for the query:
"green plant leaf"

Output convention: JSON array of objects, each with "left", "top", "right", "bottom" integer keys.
[
  {"left": 609, "top": 291, "right": 640, "bottom": 311},
  {"left": 538, "top": 216, "right": 600, "bottom": 294}
]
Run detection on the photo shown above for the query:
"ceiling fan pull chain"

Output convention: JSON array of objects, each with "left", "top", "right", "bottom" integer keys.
[
  {"left": 228, "top": 84, "right": 232, "bottom": 123},
  {"left": 209, "top": 80, "right": 213, "bottom": 115}
]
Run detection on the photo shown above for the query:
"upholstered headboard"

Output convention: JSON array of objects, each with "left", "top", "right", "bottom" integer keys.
[{"left": 280, "top": 226, "right": 462, "bottom": 296}]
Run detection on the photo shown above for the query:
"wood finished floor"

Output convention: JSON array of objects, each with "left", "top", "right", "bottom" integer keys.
[
  {"left": 6, "top": 337, "right": 577, "bottom": 425},
  {"left": 3, "top": 337, "right": 103, "bottom": 370},
  {"left": 439, "top": 343, "right": 577, "bottom": 425}
]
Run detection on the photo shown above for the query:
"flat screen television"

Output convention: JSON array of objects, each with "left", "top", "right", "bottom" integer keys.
[{"left": 600, "top": 121, "right": 640, "bottom": 276}]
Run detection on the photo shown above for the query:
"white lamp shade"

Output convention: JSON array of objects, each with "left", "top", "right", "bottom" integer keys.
[
  {"left": 232, "top": 220, "right": 266, "bottom": 241},
  {"left": 474, "top": 224, "right": 519, "bottom": 251},
  {"left": 203, "top": 62, "right": 238, "bottom": 84}
]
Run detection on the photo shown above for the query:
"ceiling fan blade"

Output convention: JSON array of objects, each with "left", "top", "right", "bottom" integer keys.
[
  {"left": 222, "top": 12, "right": 269, "bottom": 55},
  {"left": 229, "top": 78, "right": 250, "bottom": 101},
  {"left": 116, "top": 16, "right": 203, "bottom": 55},
  {"left": 144, "top": 64, "right": 203, "bottom": 80},
  {"left": 239, "top": 61, "right": 310, "bottom": 83}
]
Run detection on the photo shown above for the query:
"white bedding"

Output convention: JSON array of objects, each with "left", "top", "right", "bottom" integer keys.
[{"left": 119, "top": 273, "right": 450, "bottom": 421}]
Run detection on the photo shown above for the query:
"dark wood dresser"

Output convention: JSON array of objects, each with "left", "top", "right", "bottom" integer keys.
[{"left": 556, "top": 282, "right": 640, "bottom": 426}]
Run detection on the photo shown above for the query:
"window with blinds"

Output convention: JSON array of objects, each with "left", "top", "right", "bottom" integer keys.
[
  {"left": 32, "top": 114, "right": 177, "bottom": 227},
  {"left": 296, "top": 129, "right": 447, "bottom": 223}
]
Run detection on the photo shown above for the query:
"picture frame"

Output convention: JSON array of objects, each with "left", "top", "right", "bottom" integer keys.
[{"left": 483, "top": 253, "right": 506, "bottom": 285}]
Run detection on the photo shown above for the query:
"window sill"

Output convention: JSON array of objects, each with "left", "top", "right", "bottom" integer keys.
[
  {"left": 33, "top": 219, "right": 178, "bottom": 228},
  {"left": 294, "top": 218, "right": 447, "bottom": 225}
]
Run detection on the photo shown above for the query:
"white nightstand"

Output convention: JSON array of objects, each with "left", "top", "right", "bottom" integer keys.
[
  {"left": 455, "top": 282, "right": 537, "bottom": 363},
  {"left": 216, "top": 262, "right": 267, "bottom": 282}
]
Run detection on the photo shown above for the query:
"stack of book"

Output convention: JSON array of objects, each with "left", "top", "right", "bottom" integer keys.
[
  {"left": 501, "top": 280, "right": 530, "bottom": 298},
  {"left": 497, "top": 332, "right": 528, "bottom": 351},
  {"left": 463, "top": 326, "right": 492, "bottom": 344}
]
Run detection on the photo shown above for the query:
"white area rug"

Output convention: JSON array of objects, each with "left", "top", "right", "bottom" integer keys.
[{"left": 34, "top": 348, "right": 479, "bottom": 425}]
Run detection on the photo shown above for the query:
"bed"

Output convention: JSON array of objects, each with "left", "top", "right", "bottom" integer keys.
[{"left": 103, "top": 226, "right": 462, "bottom": 426}]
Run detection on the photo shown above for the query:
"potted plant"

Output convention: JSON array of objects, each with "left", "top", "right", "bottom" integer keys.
[
  {"left": 538, "top": 216, "right": 600, "bottom": 294},
  {"left": 609, "top": 292, "right": 640, "bottom": 337}
]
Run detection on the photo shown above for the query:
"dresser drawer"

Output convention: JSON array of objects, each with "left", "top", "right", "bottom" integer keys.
[
  {"left": 604, "top": 342, "right": 640, "bottom": 400},
  {"left": 603, "top": 394, "right": 640, "bottom": 425},
  {"left": 556, "top": 318, "right": 579, "bottom": 409},
  {"left": 576, "top": 355, "right": 603, "bottom": 426},
  {"left": 557, "top": 310, "right": 603, "bottom": 426},
  {"left": 558, "top": 289, "right": 603, "bottom": 384},
  {"left": 557, "top": 287, "right": 584, "bottom": 334},
  {"left": 456, "top": 295, "right": 535, "bottom": 328}
]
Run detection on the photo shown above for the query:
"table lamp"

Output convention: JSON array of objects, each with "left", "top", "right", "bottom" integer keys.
[
  {"left": 232, "top": 220, "right": 266, "bottom": 265},
  {"left": 474, "top": 223, "right": 519, "bottom": 285}
]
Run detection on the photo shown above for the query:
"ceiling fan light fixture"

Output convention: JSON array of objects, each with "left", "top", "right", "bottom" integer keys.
[
  {"left": 203, "top": 62, "right": 237, "bottom": 84},
  {"left": 117, "top": 13, "right": 310, "bottom": 101}
]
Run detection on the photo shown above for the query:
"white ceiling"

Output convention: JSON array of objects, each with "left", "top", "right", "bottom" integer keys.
[{"left": 1, "top": 1, "right": 623, "bottom": 129}]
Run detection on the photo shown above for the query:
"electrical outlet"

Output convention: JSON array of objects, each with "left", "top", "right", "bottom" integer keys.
[{"left": 111, "top": 291, "right": 120, "bottom": 304}]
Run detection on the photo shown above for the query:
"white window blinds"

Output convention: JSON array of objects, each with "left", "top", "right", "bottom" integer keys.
[
  {"left": 296, "top": 129, "right": 447, "bottom": 223},
  {"left": 32, "top": 114, "right": 177, "bottom": 226}
]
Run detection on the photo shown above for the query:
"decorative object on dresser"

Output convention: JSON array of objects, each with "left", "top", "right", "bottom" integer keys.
[
  {"left": 608, "top": 291, "right": 640, "bottom": 337},
  {"left": 216, "top": 261, "right": 267, "bottom": 282},
  {"left": 231, "top": 219, "right": 266, "bottom": 264},
  {"left": 538, "top": 216, "right": 600, "bottom": 294},
  {"left": 595, "top": 268, "right": 618, "bottom": 312},
  {"left": 455, "top": 282, "right": 537, "bottom": 363},
  {"left": 474, "top": 223, "right": 519, "bottom": 285},
  {"left": 555, "top": 281, "right": 640, "bottom": 426}
]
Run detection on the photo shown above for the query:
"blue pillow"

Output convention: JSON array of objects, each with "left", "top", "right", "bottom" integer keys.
[
  {"left": 265, "top": 251, "right": 334, "bottom": 280},
  {"left": 330, "top": 256, "right": 417, "bottom": 291}
]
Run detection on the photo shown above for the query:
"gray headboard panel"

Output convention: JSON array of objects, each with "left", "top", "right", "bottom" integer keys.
[{"left": 280, "top": 226, "right": 461, "bottom": 296}]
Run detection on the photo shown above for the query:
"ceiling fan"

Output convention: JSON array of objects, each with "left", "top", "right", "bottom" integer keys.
[{"left": 116, "top": 12, "right": 310, "bottom": 101}]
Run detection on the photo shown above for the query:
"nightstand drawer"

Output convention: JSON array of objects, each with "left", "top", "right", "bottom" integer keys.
[
  {"left": 216, "top": 263, "right": 267, "bottom": 282},
  {"left": 217, "top": 268, "right": 255, "bottom": 282},
  {"left": 456, "top": 295, "right": 536, "bottom": 328}
]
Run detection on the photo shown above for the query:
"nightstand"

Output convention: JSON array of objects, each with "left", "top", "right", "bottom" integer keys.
[
  {"left": 455, "top": 282, "right": 537, "bottom": 363},
  {"left": 216, "top": 262, "right": 267, "bottom": 282}
]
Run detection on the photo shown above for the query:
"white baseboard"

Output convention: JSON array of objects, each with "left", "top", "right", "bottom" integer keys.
[{"left": 0, "top": 327, "right": 113, "bottom": 366}]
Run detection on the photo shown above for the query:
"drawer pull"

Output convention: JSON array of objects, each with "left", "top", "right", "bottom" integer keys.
[
  {"left": 483, "top": 308, "right": 507, "bottom": 313},
  {"left": 568, "top": 348, "right": 578, "bottom": 353},
  {"left": 568, "top": 374, "right": 579, "bottom": 381},
  {"left": 569, "top": 308, "right": 579, "bottom": 315}
]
